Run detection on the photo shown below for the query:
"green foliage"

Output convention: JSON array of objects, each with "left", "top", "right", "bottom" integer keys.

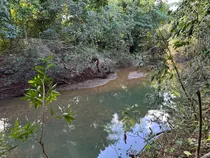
[
  {"left": 23, "top": 54, "right": 75, "bottom": 125},
  {"left": 170, "top": 147, "right": 175, "bottom": 153},
  {"left": 0, "top": 132, "right": 9, "bottom": 156},
  {"left": 8, "top": 0, "right": 62, "bottom": 38},
  {"left": 56, "top": 106, "right": 75, "bottom": 124},
  {"left": 173, "top": 40, "right": 190, "bottom": 49},
  {"left": 0, "top": 0, "right": 18, "bottom": 39},
  {"left": 171, "top": 0, "right": 210, "bottom": 40},
  {"left": 58, "top": 0, "right": 169, "bottom": 53},
  {"left": 145, "top": 0, "right": 210, "bottom": 157},
  {"left": 0, "top": 129, "right": 18, "bottom": 157},
  {"left": 24, "top": 55, "right": 59, "bottom": 108},
  {"left": 0, "top": 0, "right": 171, "bottom": 57},
  {"left": 9, "top": 119, "right": 38, "bottom": 142},
  {"left": 183, "top": 151, "right": 192, "bottom": 157},
  {"left": 63, "top": 112, "right": 75, "bottom": 123},
  {"left": 0, "top": 133, "right": 17, "bottom": 157}
]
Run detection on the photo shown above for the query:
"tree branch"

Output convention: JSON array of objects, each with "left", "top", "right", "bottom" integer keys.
[
  {"left": 39, "top": 81, "right": 48, "bottom": 158},
  {"left": 138, "top": 130, "right": 171, "bottom": 156},
  {"left": 196, "top": 90, "right": 202, "bottom": 158},
  {"left": 146, "top": 130, "right": 171, "bottom": 142}
]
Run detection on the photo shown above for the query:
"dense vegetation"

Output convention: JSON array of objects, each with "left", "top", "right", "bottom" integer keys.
[
  {"left": 1, "top": 0, "right": 210, "bottom": 157},
  {"left": 0, "top": 0, "right": 168, "bottom": 99},
  {"left": 143, "top": 0, "right": 210, "bottom": 157}
]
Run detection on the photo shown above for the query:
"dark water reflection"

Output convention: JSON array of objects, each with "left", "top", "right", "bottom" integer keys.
[{"left": 0, "top": 68, "right": 168, "bottom": 158}]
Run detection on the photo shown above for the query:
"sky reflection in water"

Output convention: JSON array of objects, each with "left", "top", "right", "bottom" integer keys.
[{"left": 0, "top": 68, "right": 169, "bottom": 158}]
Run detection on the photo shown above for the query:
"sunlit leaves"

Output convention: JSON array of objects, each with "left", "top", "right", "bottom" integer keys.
[
  {"left": 23, "top": 55, "right": 60, "bottom": 108},
  {"left": 171, "top": 0, "right": 210, "bottom": 39},
  {"left": 0, "top": 0, "right": 18, "bottom": 39},
  {"left": 24, "top": 88, "right": 42, "bottom": 108},
  {"left": 207, "top": 135, "right": 210, "bottom": 141},
  {"left": 63, "top": 113, "right": 75, "bottom": 123},
  {"left": 60, "top": 0, "right": 169, "bottom": 52},
  {"left": 28, "top": 74, "right": 42, "bottom": 87},
  {"left": 34, "top": 66, "right": 45, "bottom": 75},
  {"left": 10, "top": 0, "right": 40, "bottom": 23},
  {"left": 46, "top": 84, "right": 60, "bottom": 104},
  {"left": 183, "top": 151, "right": 192, "bottom": 157},
  {"left": 8, "top": 0, "right": 59, "bottom": 37},
  {"left": 172, "top": 40, "right": 190, "bottom": 49},
  {"left": 9, "top": 120, "right": 38, "bottom": 142},
  {"left": 170, "top": 147, "right": 175, "bottom": 153},
  {"left": 57, "top": 106, "right": 75, "bottom": 124}
]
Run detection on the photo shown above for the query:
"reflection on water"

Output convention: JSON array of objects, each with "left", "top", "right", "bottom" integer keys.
[
  {"left": 0, "top": 118, "right": 9, "bottom": 132},
  {"left": 0, "top": 68, "right": 168, "bottom": 158}
]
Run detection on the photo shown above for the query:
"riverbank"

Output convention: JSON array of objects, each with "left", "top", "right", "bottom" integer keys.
[
  {"left": 0, "top": 38, "right": 138, "bottom": 100},
  {"left": 58, "top": 67, "right": 148, "bottom": 91},
  {"left": 0, "top": 66, "right": 143, "bottom": 100},
  {"left": 0, "top": 67, "right": 148, "bottom": 118},
  {"left": 139, "top": 128, "right": 210, "bottom": 158}
]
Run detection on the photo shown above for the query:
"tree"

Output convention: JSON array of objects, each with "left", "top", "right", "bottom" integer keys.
[{"left": 0, "top": 0, "right": 18, "bottom": 44}]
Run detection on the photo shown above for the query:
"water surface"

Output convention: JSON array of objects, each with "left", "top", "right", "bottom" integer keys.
[{"left": 0, "top": 68, "right": 167, "bottom": 158}]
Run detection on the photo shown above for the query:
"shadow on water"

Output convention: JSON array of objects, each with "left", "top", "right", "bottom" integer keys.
[{"left": 0, "top": 68, "right": 168, "bottom": 158}]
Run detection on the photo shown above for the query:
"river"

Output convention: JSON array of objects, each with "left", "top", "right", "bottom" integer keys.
[{"left": 0, "top": 68, "right": 168, "bottom": 158}]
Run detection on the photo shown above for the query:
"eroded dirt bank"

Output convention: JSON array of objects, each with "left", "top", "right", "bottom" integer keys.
[{"left": 0, "top": 39, "right": 136, "bottom": 100}]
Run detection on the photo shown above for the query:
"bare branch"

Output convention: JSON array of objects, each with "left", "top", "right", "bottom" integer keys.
[
  {"left": 38, "top": 80, "right": 48, "bottom": 158},
  {"left": 196, "top": 90, "right": 202, "bottom": 158}
]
